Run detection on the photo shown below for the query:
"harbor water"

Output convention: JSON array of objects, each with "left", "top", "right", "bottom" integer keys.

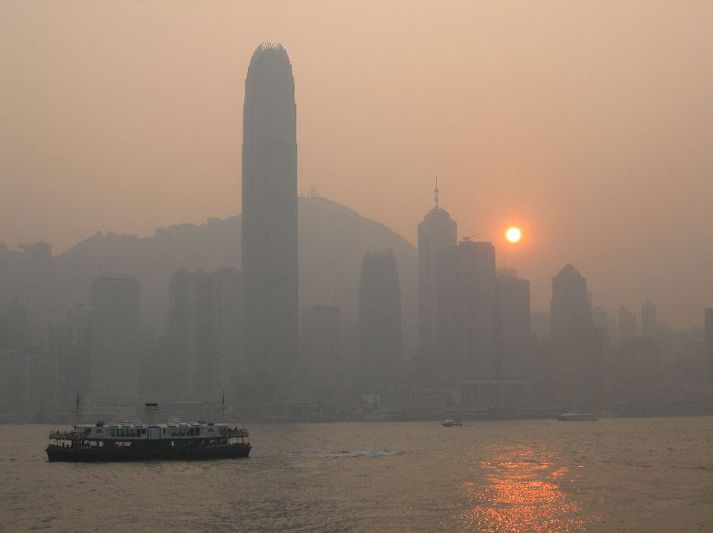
[{"left": 1, "top": 417, "right": 712, "bottom": 531}]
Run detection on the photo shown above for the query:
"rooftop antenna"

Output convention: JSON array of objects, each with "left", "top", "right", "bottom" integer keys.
[
  {"left": 221, "top": 389, "right": 226, "bottom": 421},
  {"left": 433, "top": 176, "right": 440, "bottom": 208},
  {"left": 74, "top": 390, "right": 82, "bottom": 423}
]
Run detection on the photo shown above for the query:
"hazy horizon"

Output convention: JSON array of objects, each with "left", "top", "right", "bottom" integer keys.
[{"left": 2, "top": 0, "right": 712, "bottom": 326}]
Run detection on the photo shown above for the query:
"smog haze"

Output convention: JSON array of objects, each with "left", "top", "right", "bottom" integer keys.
[{"left": 1, "top": 0, "right": 712, "bottom": 326}]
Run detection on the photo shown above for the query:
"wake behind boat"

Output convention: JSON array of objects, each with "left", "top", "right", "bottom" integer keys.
[{"left": 556, "top": 411, "right": 599, "bottom": 422}]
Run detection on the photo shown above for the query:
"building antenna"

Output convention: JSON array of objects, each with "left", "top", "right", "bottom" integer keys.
[
  {"left": 434, "top": 176, "right": 440, "bottom": 208},
  {"left": 74, "top": 390, "right": 82, "bottom": 423}
]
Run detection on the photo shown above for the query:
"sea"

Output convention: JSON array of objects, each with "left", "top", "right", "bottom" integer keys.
[{"left": 1, "top": 417, "right": 712, "bottom": 531}]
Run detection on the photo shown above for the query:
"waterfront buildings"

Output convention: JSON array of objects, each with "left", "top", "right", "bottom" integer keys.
[
  {"left": 436, "top": 240, "right": 497, "bottom": 382},
  {"left": 301, "top": 305, "right": 341, "bottom": 392},
  {"left": 496, "top": 269, "right": 532, "bottom": 379},
  {"left": 359, "top": 251, "right": 402, "bottom": 395},
  {"left": 550, "top": 264, "right": 602, "bottom": 408},
  {"left": 241, "top": 43, "right": 299, "bottom": 388},
  {"left": 642, "top": 301, "right": 658, "bottom": 339},
  {"left": 618, "top": 306, "right": 638, "bottom": 344},
  {"left": 167, "top": 268, "right": 243, "bottom": 401},
  {"left": 417, "top": 185, "right": 457, "bottom": 374},
  {"left": 90, "top": 277, "right": 140, "bottom": 403}
]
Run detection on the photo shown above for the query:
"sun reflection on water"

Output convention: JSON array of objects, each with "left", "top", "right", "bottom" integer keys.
[{"left": 460, "top": 445, "right": 596, "bottom": 532}]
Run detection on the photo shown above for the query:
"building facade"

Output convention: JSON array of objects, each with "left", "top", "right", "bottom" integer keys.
[
  {"left": 359, "top": 251, "right": 402, "bottom": 395},
  {"left": 90, "top": 277, "right": 140, "bottom": 403},
  {"left": 417, "top": 196, "right": 457, "bottom": 373},
  {"left": 241, "top": 43, "right": 299, "bottom": 388},
  {"left": 436, "top": 240, "right": 497, "bottom": 382}
]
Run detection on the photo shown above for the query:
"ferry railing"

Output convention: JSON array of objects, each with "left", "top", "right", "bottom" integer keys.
[{"left": 48, "top": 430, "right": 84, "bottom": 440}]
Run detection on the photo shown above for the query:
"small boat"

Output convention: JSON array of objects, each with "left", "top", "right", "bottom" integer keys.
[
  {"left": 556, "top": 411, "right": 599, "bottom": 421},
  {"left": 441, "top": 418, "right": 463, "bottom": 427}
]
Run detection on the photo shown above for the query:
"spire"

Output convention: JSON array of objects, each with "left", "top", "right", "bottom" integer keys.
[{"left": 434, "top": 176, "right": 439, "bottom": 208}]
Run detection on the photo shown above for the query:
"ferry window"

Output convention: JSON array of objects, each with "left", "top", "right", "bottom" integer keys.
[{"left": 96, "top": 428, "right": 103, "bottom": 434}]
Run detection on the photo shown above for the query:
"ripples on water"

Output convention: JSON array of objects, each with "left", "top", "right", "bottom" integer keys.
[
  {"left": 1, "top": 417, "right": 712, "bottom": 531},
  {"left": 460, "top": 444, "right": 598, "bottom": 531}
]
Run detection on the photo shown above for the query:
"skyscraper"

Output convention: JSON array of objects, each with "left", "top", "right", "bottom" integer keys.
[
  {"left": 436, "top": 240, "right": 497, "bottom": 381},
  {"left": 550, "top": 264, "right": 601, "bottom": 407},
  {"left": 618, "top": 305, "right": 638, "bottom": 344},
  {"left": 359, "top": 251, "right": 402, "bottom": 395},
  {"left": 550, "top": 264, "right": 594, "bottom": 345},
  {"left": 241, "top": 43, "right": 298, "bottom": 387},
  {"left": 641, "top": 301, "right": 658, "bottom": 339},
  {"left": 301, "top": 305, "right": 341, "bottom": 391},
  {"left": 417, "top": 181, "right": 457, "bottom": 369},
  {"left": 496, "top": 269, "right": 532, "bottom": 379},
  {"left": 167, "top": 268, "right": 243, "bottom": 401},
  {"left": 705, "top": 308, "right": 713, "bottom": 387},
  {"left": 90, "top": 277, "right": 140, "bottom": 402}
]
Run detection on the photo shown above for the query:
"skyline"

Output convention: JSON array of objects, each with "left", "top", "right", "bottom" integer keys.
[{"left": 1, "top": 1, "right": 713, "bottom": 326}]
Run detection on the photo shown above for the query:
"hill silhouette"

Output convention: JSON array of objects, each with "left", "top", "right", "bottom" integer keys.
[{"left": 36, "top": 197, "right": 416, "bottom": 347}]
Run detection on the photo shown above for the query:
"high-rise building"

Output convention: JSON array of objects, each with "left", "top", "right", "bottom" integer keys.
[
  {"left": 436, "top": 240, "right": 497, "bottom": 381},
  {"left": 641, "top": 301, "right": 658, "bottom": 339},
  {"left": 550, "top": 265, "right": 593, "bottom": 345},
  {"left": 618, "top": 306, "right": 638, "bottom": 344},
  {"left": 705, "top": 308, "right": 713, "bottom": 386},
  {"left": 359, "top": 251, "right": 402, "bottom": 395},
  {"left": 0, "top": 297, "right": 30, "bottom": 349},
  {"left": 417, "top": 181, "right": 457, "bottom": 369},
  {"left": 167, "top": 268, "right": 243, "bottom": 401},
  {"left": 49, "top": 304, "right": 91, "bottom": 411},
  {"left": 301, "top": 305, "right": 341, "bottom": 391},
  {"left": 496, "top": 270, "right": 532, "bottom": 379},
  {"left": 242, "top": 43, "right": 298, "bottom": 388},
  {"left": 550, "top": 264, "right": 602, "bottom": 408},
  {"left": 90, "top": 277, "right": 140, "bottom": 403}
]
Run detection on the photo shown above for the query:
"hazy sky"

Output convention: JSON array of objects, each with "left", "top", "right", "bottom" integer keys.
[{"left": 1, "top": 1, "right": 712, "bottom": 326}]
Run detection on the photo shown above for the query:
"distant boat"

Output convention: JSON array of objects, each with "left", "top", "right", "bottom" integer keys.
[
  {"left": 556, "top": 411, "right": 599, "bottom": 421},
  {"left": 441, "top": 418, "right": 463, "bottom": 427}
]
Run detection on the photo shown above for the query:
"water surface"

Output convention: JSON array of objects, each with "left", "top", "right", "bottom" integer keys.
[{"left": 1, "top": 417, "right": 712, "bottom": 531}]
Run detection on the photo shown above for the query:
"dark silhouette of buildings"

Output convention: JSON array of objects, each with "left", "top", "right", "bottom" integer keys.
[
  {"left": 618, "top": 305, "right": 638, "bottom": 344},
  {"left": 550, "top": 264, "right": 602, "bottom": 408},
  {"left": 48, "top": 304, "right": 91, "bottom": 413},
  {"left": 436, "top": 240, "right": 497, "bottom": 382},
  {"left": 167, "top": 268, "right": 243, "bottom": 401},
  {"left": 496, "top": 269, "right": 532, "bottom": 379},
  {"left": 706, "top": 308, "right": 713, "bottom": 387},
  {"left": 642, "top": 300, "right": 658, "bottom": 339},
  {"left": 359, "top": 251, "right": 402, "bottom": 395},
  {"left": 1, "top": 297, "right": 30, "bottom": 349},
  {"left": 242, "top": 43, "right": 299, "bottom": 389},
  {"left": 90, "top": 277, "right": 140, "bottom": 403},
  {"left": 301, "top": 305, "right": 341, "bottom": 392},
  {"left": 417, "top": 182, "right": 457, "bottom": 374}
]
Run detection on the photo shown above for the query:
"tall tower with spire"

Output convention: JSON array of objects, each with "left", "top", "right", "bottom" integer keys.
[
  {"left": 241, "top": 43, "right": 298, "bottom": 387},
  {"left": 417, "top": 178, "right": 457, "bottom": 372}
]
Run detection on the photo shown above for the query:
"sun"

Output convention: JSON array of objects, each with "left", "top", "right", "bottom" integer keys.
[{"left": 505, "top": 226, "right": 522, "bottom": 243}]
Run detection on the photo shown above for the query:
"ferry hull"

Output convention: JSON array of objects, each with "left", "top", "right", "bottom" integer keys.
[{"left": 46, "top": 442, "right": 251, "bottom": 462}]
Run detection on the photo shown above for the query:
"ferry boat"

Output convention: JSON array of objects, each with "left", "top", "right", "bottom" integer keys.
[
  {"left": 441, "top": 418, "right": 463, "bottom": 427},
  {"left": 46, "top": 414, "right": 251, "bottom": 462}
]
